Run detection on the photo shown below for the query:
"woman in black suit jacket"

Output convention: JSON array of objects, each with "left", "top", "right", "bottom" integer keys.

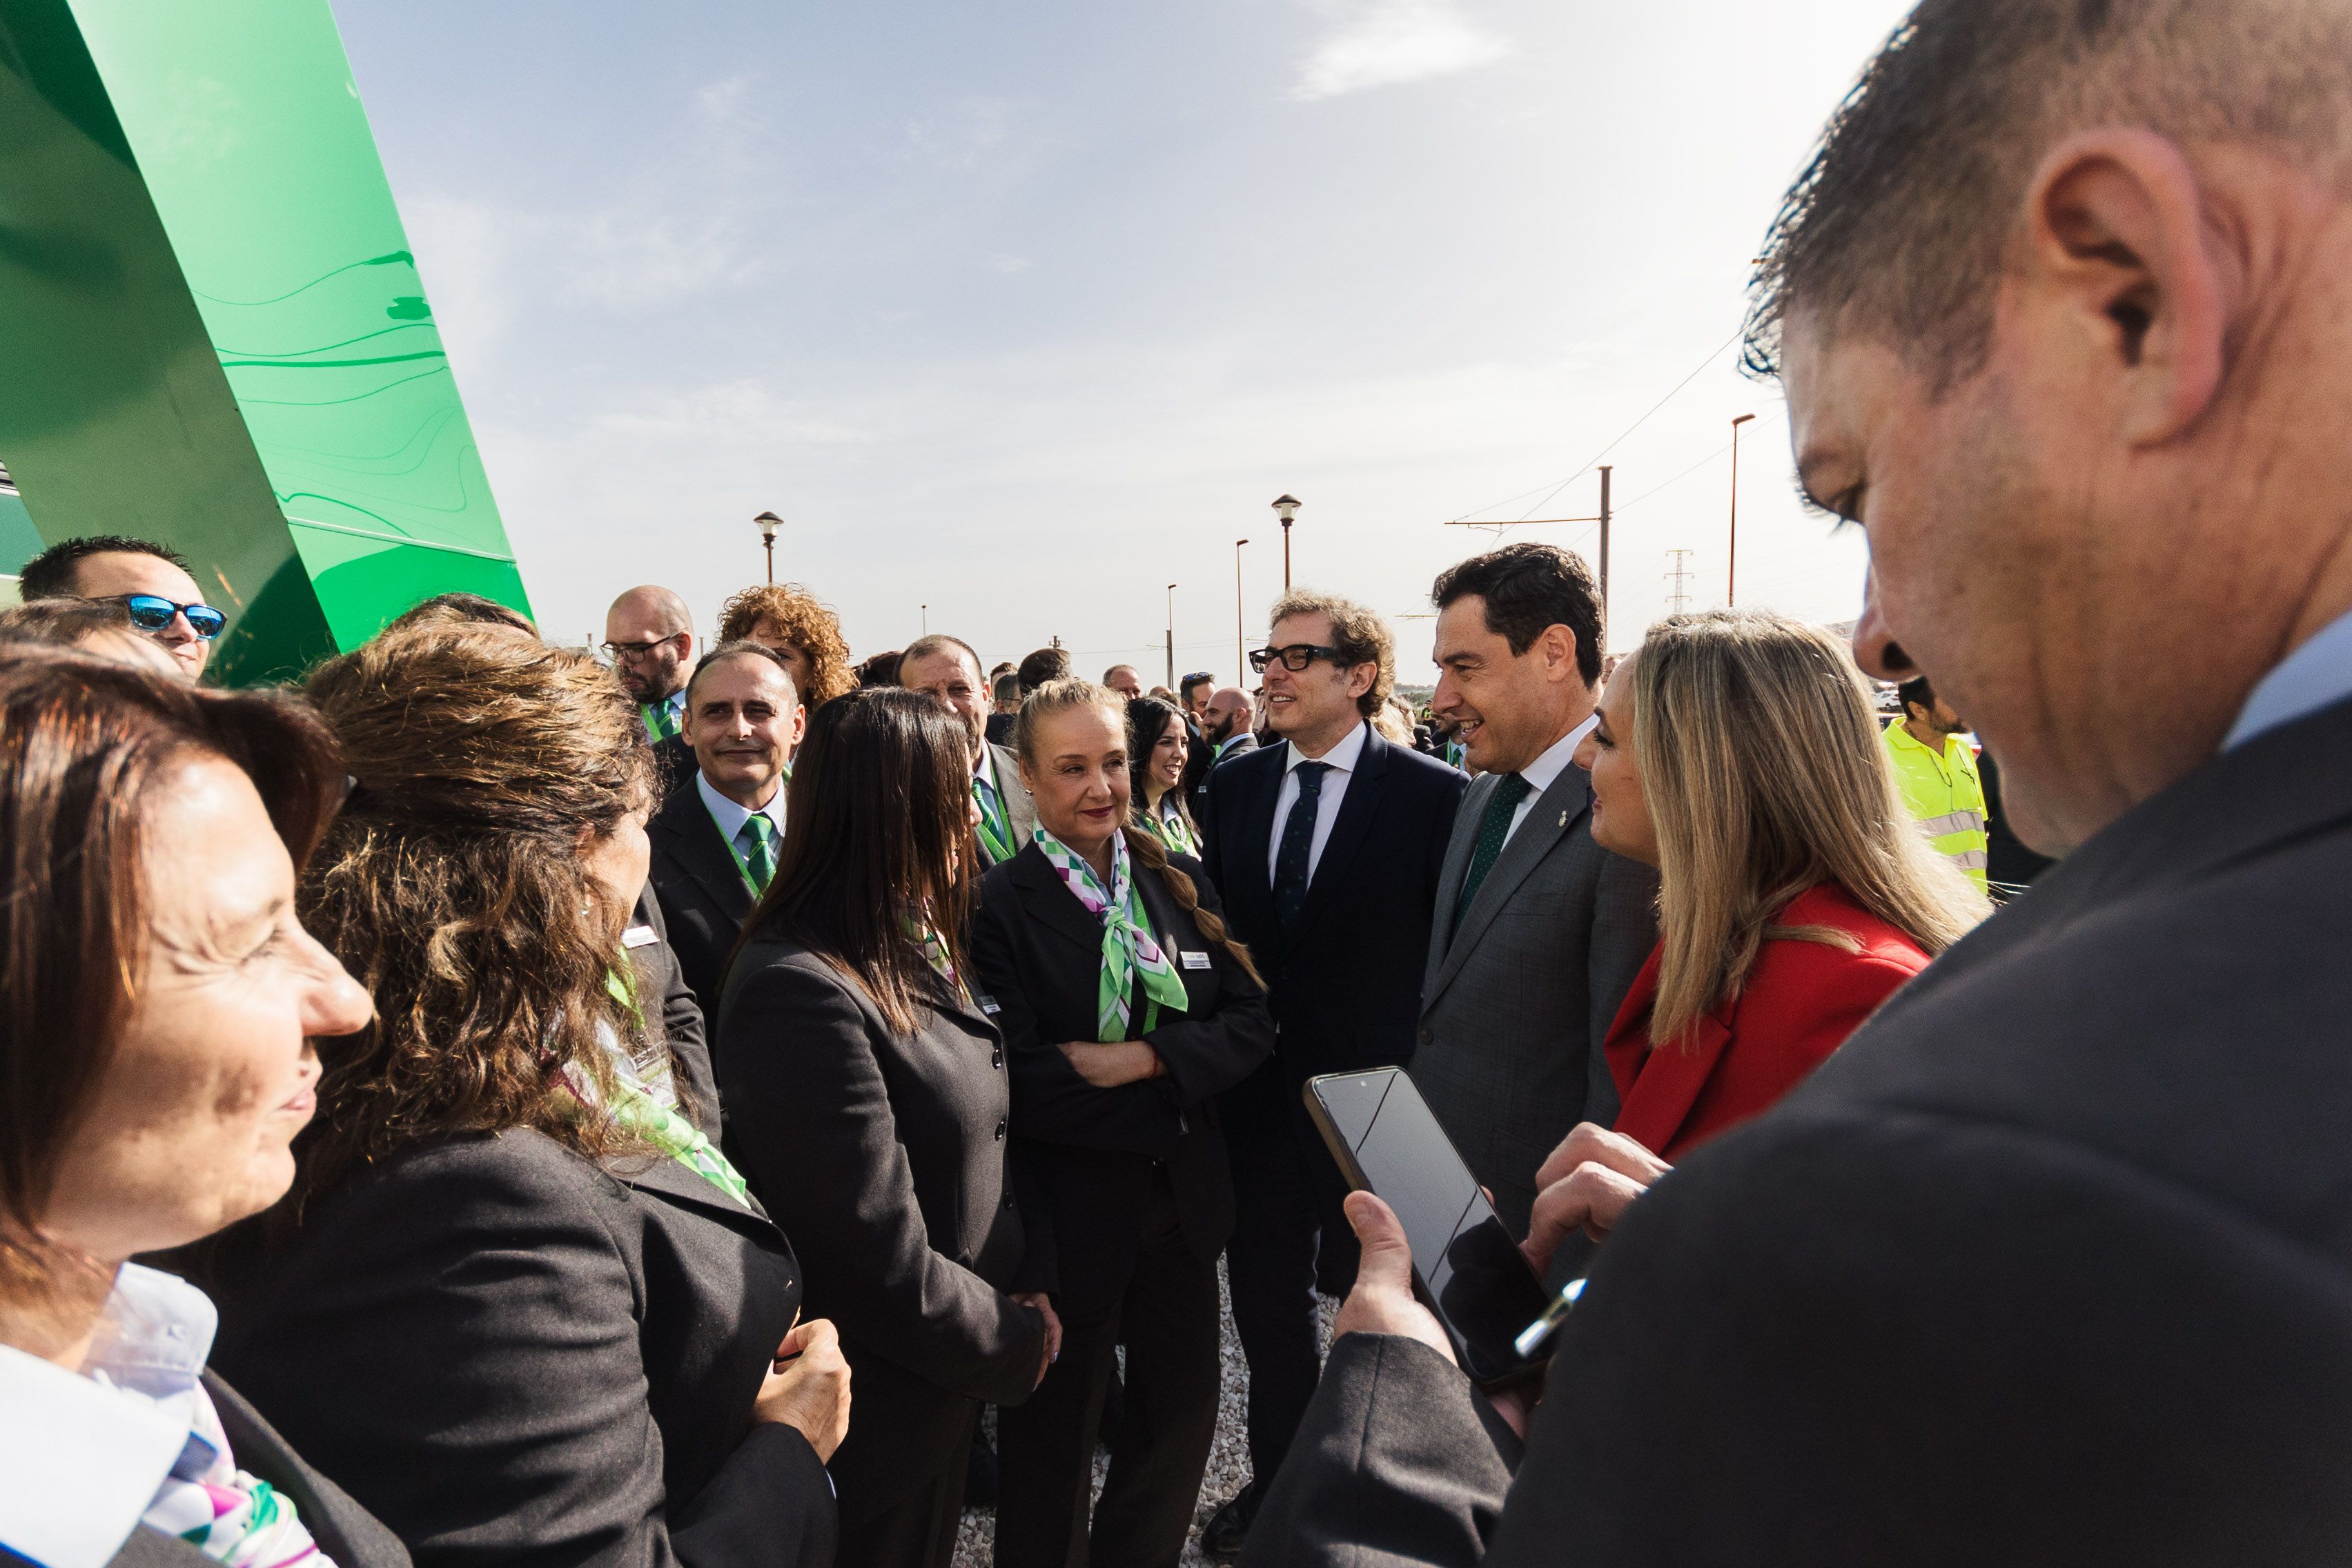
[
  {"left": 187, "top": 626, "right": 847, "bottom": 1568},
  {"left": 975, "top": 679, "right": 1275, "bottom": 1568},
  {"left": 718, "top": 688, "right": 1055, "bottom": 1568}
]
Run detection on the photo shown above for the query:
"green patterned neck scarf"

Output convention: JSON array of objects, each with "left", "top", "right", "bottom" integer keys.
[
  {"left": 974, "top": 758, "right": 1017, "bottom": 863},
  {"left": 590, "top": 966, "right": 752, "bottom": 1206},
  {"left": 1032, "top": 827, "right": 1190, "bottom": 1039},
  {"left": 903, "top": 909, "right": 971, "bottom": 1005},
  {"left": 1142, "top": 794, "right": 1198, "bottom": 858}
]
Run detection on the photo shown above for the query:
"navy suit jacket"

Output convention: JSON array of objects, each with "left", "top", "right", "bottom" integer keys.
[{"left": 1198, "top": 723, "right": 1467, "bottom": 1085}]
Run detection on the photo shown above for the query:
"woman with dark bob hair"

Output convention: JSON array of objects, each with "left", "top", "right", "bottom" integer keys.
[
  {"left": 0, "top": 648, "right": 400, "bottom": 1568},
  {"left": 718, "top": 688, "right": 1056, "bottom": 1568},
  {"left": 188, "top": 623, "right": 848, "bottom": 1568}
]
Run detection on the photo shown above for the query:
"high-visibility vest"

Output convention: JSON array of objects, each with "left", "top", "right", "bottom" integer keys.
[{"left": 1882, "top": 721, "right": 1989, "bottom": 890}]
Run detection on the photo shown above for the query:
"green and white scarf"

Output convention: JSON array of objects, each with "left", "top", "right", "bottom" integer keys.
[
  {"left": 1033, "top": 827, "right": 1190, "bottom": 1039},
  {"left": 584, "top": 966, "right": 754, "bottom": 1207},
  {"left": 904, "top": 910, "right": 972, "bottom": 1006},
  {"left": 1140, "top": 795, "right": 1198, "bottom": 858}
]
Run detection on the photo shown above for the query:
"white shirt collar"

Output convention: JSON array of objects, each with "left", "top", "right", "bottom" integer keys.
[
  {"left": 696, "top": 769, "right": 785, "bottom": 845},
  {"left": 0, "top": 1264, "right": 218, "bottom": 1568},
  {"left": 1518, "top": 712, "right": 1598, "bottom": 795},
  {"left": 2226, "top": 605, "right": 2352, "bottom": 749},
  {"left": 1285, "top": 719, "right": 1369, "bottom": 776}
]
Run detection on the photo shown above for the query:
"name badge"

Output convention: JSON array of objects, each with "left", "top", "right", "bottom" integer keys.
[
  {"left": 621, "top": 924, "right": 660, "bottom": 950},
  {"left": 978, "top": 994, "right": 1003, "bottom": 1015},
  {"left": 1180, "top": 950, "right": 1212, "bottom": 970}
]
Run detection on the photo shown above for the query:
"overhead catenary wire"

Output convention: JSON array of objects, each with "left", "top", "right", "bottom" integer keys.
[{"left": 1444, "top": 326, "right": 1745, "bottom": 526}]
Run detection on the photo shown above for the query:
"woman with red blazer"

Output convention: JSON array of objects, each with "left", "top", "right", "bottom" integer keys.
[{"left": 1576, "top": 609, "right": 1990, "bottom": 1165}]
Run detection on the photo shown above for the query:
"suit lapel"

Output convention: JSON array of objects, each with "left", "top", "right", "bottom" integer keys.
[
  {"left": 1292, "top": 727, "right": 1386, "bottom": 946},
  {"left": 989, "top": 744, "right": 1039, "bottom": 865},
  {"left": 1427, "top": 765, "right": 1591, "bottom": 1006},
  {"left": 1611, "top": 1010, "right": 1732, "bottom": 1157},
  {"left": 1012, "top": 842, "right": 1105, "bottom": 960},
  {"left": 655, "top": 787, "right": 754, "bottom": 924},
  {"left": 607, "top": 1142, "right": 781, "bottom": 1235},
  {"left": 1423, "top": 776, "right": 1487, "bottom": 988}
]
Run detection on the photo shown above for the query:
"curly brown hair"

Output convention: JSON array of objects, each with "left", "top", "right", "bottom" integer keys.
[
  {"left": 291, "top": 623, "right": 658, "bottom": 1205},
  {"left": 718, "top": 583, "right": 854, "bottom": 706}
]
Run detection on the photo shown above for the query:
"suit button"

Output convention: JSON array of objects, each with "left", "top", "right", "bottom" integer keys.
[
  {"left": 992, "top": 1050, "right": 1003, "bottom": 1068},
  {"left": 1003, "top": 1193, "right": 1015, "bottom": 1208},
  {"left": 994, "top": 1119, "right": 1007, "bottom": 1141},
  {"left": 1418, "top": 1026, "right": 1433, "bottom": 1047}
]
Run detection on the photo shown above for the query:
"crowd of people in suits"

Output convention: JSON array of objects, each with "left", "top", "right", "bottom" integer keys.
[
  {"left": 1, "top": 518, "right": 1997, "bottom": 1568},
  {"left": 18, "top": 1, "right": 2352, "bottom": 1558}
]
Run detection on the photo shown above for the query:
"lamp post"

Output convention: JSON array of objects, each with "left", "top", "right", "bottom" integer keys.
[
  {"left": 919, "top": 603, "right": 928, "bottom": 635},
  {"left": 1271, "top": 495, "right": 1300, "bottom": 590},
  {"left": 1234, "top": 539, "right": 1250, "bottom": 685},
  {"left": 1165, "top": 583, "right": 1178, "bottom": 689},
  {"left": 1727, "top": 415, "right": 1755, "bottom": 606},
  {"left": 754, "top": 511, "right": 782, "bottom": 584}
]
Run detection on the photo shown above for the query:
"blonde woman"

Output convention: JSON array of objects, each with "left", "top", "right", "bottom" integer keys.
[{"left": 1576, "top": 609, "right": 1988, "bottom": 1164}]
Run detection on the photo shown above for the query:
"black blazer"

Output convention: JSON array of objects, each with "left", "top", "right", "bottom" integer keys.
[
  {"left": 197, "top": 1131, "right": 834, "bottom": 1568},
  {"left": 105, "top": 1373, "right": 410, "bottom": 1568},
  {"left": 972, "top": 840, "right": 1274, "bottom": 1315},
  {"left": 716, "top": 932, "right": 1047, "bottom": 1527},
  {"left": 646, "top": 781, "right": 758, "bottom": 1041},
  {"left": 629, "top": 885, "right": 723, "bottom": 1144},
  {"left": 1188, "top": 732, "right": 1259, "bottom": 818},
  {"left": 1246, "top": 693, "right": 2352, "bottom": 1566},
  {"left": 1197, "top": 724, "right": 1467, "bottom": 1083}
]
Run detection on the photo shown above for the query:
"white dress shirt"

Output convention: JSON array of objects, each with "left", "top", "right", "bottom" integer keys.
[
  {"left": 696, "top": 769, "right": 786, "bottom": 854},
  {"left": 1500, "top": 712, "right": 1599, "bottom": 850},
  {"left": 0, "top": 1264, "right": 223, "bottom": 1568},
  {"left": 1266, "top": 721, "right": 1370, "bottom": 887},
  {"left": 2226, "top": 605, "right": 2352, "bottom": 749}
]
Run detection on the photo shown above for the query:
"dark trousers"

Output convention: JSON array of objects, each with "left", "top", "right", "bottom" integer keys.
[
  {"left": 995, "top": 1168, "right": 1222, "bottom": 1568},
  {"left": 837, "top": 1417, "right": 973, "bottom": 1568},
  {"left": 1219, "top": 1057, "right": 1353, "bottom": 1486}
]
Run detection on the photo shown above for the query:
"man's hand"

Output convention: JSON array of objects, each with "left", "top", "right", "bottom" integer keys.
[
  {"left": 1523, "top": 1122, "right": 1672, "bottom": 1275},
  {"left": 1057, "top": 1041, "right": 1162, "bottom": 1088},
  {"left": 1331, "top": 1190, "right": 1455, "bottom": 1365},
  {"left": 753, "top": 1317, "right": 852, "bottom": 1461},
  {"left": 1011, "top": 1291, "right": 1062, "bottom": 1387}
]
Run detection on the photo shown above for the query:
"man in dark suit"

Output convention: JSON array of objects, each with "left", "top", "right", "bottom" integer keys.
[
  {"left": 903, "top": 633, "right": 1037, "bottom": 870},
  {"left": 1413, "top": 543, "right": 1658, "bottom": 1237},
  {"left": 648, "top": 642, "right": 803, "bottom": 1037},
  {"left": 1196, "top": 591, "right": 1467, "bottom": 1554},
  {"left": 1189, "top": 686, "right": 1259, "bottom": 816},
  {"left": 1244, "top": 3, "right": 2352, "bottom": 1560}
]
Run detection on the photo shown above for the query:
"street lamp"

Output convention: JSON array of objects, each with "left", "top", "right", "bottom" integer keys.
[
  {"left": 920, "top": 603, "right": 928, "bottom": 635},
  {"left": 1271, "top": 495, "right": 1300, "bottom": 590},
  {"left": 754, "top": 511, "right": 782, "bottom": 584},
  {"left": 1234, "top": 540, "right": 1250, "bottom": 687},
  {"left": 1165, "top": 583, "right": 1178, "bottom": 689},
  {"left": 1727, "top": 415, "right": 1755, "bottom": 606}
]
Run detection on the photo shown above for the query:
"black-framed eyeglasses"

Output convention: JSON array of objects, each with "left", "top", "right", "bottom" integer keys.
[
  {"left": 600, "top": 634, "right": 685, "bottom": 662},
  {"left": 1248, "top": 643, "right": 1342, "bottom": 674},
  {"left": 112, "top": 594, "right": 226, "bottom": 640}
]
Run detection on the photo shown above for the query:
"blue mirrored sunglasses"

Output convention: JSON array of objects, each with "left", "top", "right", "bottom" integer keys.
[{"left": 117, "top": 594, "right": 226, "bottom": 640}]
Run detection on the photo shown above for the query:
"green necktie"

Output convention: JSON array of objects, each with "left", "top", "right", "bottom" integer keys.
[
  {"left": 974, "top": 770, "right": 1016, "bottom": 863},
  {"left": 1453, "top": 772, "right": 1534, "bottom": 931},
  {"left": 641, "top": 698, "right": 680, "bottom": 742},
  {"left": 736, "top": 813, "right": 778, "bottom": 894}
]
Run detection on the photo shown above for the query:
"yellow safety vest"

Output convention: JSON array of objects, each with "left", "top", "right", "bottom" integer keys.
[{"left": 1882, "top": 721, "right": 1989, "bottom": 890}]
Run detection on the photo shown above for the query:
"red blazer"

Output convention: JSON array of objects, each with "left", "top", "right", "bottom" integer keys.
[{"left": 1605, "top": 883, "right": 1930, "bottom": 1162}]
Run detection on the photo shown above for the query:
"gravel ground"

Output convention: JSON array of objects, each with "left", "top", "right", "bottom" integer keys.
[{"left": 950, "top": 1263, "right": 1338, "bottom": 1566}]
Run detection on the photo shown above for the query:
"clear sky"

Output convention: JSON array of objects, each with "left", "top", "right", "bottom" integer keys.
[{"left": 332, "top": 0, "right": 1912, "bottom": 684}]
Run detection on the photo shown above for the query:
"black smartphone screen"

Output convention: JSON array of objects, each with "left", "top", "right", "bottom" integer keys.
[{"left": 1309, "top": 1068, "right": 1555, "bottom": 1386}]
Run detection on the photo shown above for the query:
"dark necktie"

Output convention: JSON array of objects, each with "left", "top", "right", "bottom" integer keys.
[
  {"left": 1271, "top": 761, "right": 1331, "bottom": 943},
  {"left": 1453, "top": 772, "right": 1534, "bottom": 932}
]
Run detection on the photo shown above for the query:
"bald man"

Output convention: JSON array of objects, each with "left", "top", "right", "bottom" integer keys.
[{"left": 605, "top": 585, "right": 696, "bottom": 735}]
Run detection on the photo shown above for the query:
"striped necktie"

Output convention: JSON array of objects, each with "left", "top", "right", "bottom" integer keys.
[{"left": 736, "top": 813, "right": 778, "bottom": 894}]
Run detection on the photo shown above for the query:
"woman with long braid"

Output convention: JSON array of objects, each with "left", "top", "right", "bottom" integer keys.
[{"left": 974, "top": 679, "right": 1274, "bottom": 1568}]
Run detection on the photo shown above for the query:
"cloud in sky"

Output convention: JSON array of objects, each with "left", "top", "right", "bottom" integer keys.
[{"left": 1292, "top": 0, "right": 1512, "bottom": 101}]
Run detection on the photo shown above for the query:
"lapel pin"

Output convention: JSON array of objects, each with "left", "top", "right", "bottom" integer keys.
[{"left": 1558, "top": 810, "right": 1568, "bottom": 827}]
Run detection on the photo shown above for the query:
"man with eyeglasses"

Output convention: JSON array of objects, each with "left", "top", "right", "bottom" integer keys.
[
  {"left": 1192, "top": 591, "right": 1467, "bottom": 1557},
  {"left": 603, "top": 585, "right": 698, "bottom": 790},
  {"left": 17, "top": 535, "right": 223, "bottom": 680}
]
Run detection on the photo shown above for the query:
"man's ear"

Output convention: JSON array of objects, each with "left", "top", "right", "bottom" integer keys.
[
  {"left": 2021, "top": 128, "right": 2230, "bottom": 445},
  {"left": 1538, "top": 623, "right": 1580, "bottom": 682}
]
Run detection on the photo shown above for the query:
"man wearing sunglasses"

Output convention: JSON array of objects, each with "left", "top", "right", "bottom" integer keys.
[{"left": 17, "top": 534, "right": 222, "bottom": 680}]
